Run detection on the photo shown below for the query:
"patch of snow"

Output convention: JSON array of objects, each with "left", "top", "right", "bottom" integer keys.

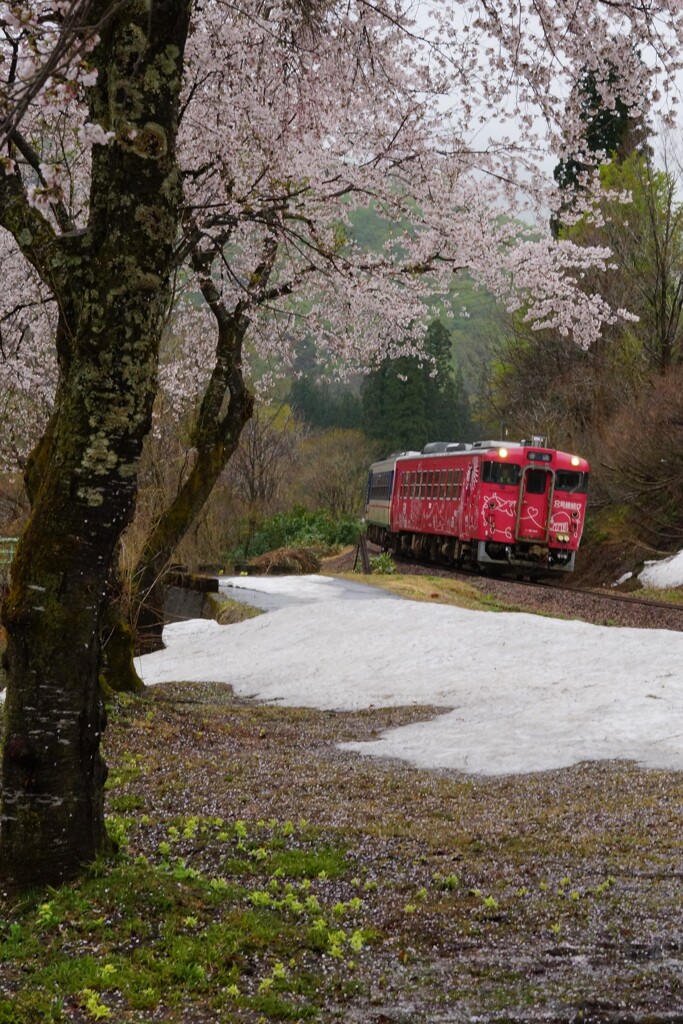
[
  {"left": 137, "top": 575, "right": 683, "bottom": 777},
  {"left": 639, "top": 551, "right": 683, "bottom": 590},
  {"left": 612, "top": 572, "right": 632, "bottom": 587}
]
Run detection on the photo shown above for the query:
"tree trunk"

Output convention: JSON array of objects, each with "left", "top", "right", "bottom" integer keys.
[
  {"left": 0, "top": 0, "right": 191, "bottom": 889},
  {"left": 132, "top": 276, "right": 255, "bottom": 654},
  {"left": 134, "top": 426, "right": 252, "bottom": 651}
]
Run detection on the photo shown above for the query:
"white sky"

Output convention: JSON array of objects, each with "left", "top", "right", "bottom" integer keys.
[{"left": 138, "top": 558, "right": 683, "bottom": 778}]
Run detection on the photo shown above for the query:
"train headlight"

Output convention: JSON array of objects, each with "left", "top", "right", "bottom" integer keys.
[
  {"left": 570, "top": 455, "right": 580, "bottom": 467},
  {"left": 498, "top": 447, "right": 508, "bottom": 459}
]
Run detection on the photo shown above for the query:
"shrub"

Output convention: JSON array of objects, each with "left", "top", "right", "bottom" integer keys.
[
  {"left": 370, "top": 552, "right": 396, "bottom": 575},
  {"left": 231, "top": 507, "right": 361, "bottom": 561}
]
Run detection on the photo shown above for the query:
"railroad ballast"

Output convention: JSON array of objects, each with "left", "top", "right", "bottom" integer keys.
[{"left": 365, "top": 437, "right": 590, "bottom": 575}]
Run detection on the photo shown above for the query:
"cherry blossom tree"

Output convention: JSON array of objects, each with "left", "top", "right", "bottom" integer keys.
[
  {"left": 0, "top": 0, "right": 192, "bottom": 888},
  {"left": 1, "top": 0, "right": 682, "bottom": 889}
]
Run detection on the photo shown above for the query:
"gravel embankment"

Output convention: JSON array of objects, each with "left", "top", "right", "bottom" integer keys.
[{"left": 323, "top": 545, "right": 683, "bottom": 632}]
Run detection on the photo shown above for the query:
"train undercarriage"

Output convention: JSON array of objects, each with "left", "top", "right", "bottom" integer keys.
[{"left": 365, "top": 523, "right": 575, "bottom": 576}]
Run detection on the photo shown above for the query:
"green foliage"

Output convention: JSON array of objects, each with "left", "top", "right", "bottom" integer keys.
[
  {"left": 553, "top": 57, "right": 651, "bottom": 197},
  {"left": 347, "top": 201, "right": 404, "bottom": 250},
  {"left": 369, "top": 552, "right": 396, "bottom": 575},
  {"left": 231, "top": 506, "right": 361, "bottom": 560},
  {"left": 361, "top": 318, "right": 473, "bottom": 452},
  {"left": 289, "top": 378, "right": 362, "bottom": 431},
  {"left": 209, "top": 596, "right": 265, "bottom": 625},
  {"left": 0, "top": 817, "right": 373, "bottom": 1024},
  {"left": 484, "top": 147, "right": 683, "bottom": 452}
]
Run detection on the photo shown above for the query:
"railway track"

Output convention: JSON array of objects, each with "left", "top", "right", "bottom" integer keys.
[
  {"left": 388, "top": 551, "right": 683, "bottom": 632},
  {"left": 480, "top": 570, "right": 683, "bottom": 614}
]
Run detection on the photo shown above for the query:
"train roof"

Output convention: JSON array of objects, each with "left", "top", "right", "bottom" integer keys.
[
  {"left": 371, "top": 438, "right": 589, "bottom": 472},
  {"left": 370, "top": 438, "right": 589, "bottom": 471},
  {"left": 420, "top": 437, "right": 550, "bottom": 454}
]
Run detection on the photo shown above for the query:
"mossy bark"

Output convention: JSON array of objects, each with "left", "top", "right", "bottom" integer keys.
[{"left": 0, "top": 0, "right": 191, "bottom": 889}]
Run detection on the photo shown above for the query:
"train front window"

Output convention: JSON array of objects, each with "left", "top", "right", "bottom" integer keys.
[
  {"left": 483, "top": 461, "right": 520, "bottom": 486},
  {"left": 555, "top": 470, "right": 589, "bottom": 493},
  {"left": 525, "top": 468, "right": 547, "bottom": 494}
]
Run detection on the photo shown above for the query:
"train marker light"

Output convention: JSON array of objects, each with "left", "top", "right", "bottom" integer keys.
[
  {"left": 498, "top": 447, "right": 508, "bottom": 458},
  {"left": 570, "top": 455, "right": 580, "bottom": 467}
]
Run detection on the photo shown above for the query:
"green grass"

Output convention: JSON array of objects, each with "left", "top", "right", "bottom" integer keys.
[
  {"left": 0, "top": 817, "right": 373, "bottom": 1023},
  {"left": 638, "top": 586, "right": 683, "bottom": 604}
]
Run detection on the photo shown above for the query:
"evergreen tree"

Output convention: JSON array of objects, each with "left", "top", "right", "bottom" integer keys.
[
  {"left": 289, "top": 378, "right": 362, "bottom": 430},
  {"left": 552, "top": 56, "right": 650, "bottom": 235},
  {"left": 423, "top": 319, "right": 472, "bottom": 441},
  {"left": 361, "top": 319, "right": 472, "bottom": 451}
]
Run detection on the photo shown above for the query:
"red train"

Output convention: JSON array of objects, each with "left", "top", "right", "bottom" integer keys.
[{"left": 365, "top": 437, "right": 590, "bottom": 575}]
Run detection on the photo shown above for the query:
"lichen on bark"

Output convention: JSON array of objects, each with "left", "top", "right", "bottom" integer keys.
[{"left": 0, "top": 0, "right": 193, "bottom": 890}]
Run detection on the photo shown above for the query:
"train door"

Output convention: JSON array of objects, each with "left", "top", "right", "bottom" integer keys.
[
  {"left": 460, "top": 457, "right": 480, "bottom": 539},
  {"left": 515, "top": 467, "right": 554, "bottom": 542}
]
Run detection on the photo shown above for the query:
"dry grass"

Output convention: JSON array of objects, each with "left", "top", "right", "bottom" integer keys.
[
  {"left": 324, "top": 568, "right": 521, "bottom": 612},
  {"left": 249, "top": 546, "right": 322, "bottom": 575}
]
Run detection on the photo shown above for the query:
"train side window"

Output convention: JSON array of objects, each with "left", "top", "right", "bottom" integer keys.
[
  {"left": 419, "top": 472, "right": 426, "bottom": 498},
  {"left": 439, "top": 472, "right": 447, "bottom": 498},
  {"left": 525, "top": 469, "right": 547, "bottom": 494},
  {"left": 427, "top": 471, "right": 435, "bottom": 498},
  {"left": 555, "top": 470, "right": 588, "bottom": 493},
  {"left": 369, "top": 470, "right": 393, "bottom": 500},
  {"left": 446, "top": 469, "right": 454, "bottom": 499}
]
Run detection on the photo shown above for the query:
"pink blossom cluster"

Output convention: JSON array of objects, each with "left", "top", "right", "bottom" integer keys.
[
  {"left": 0, "top": 1, "right": 103, "bottom": 158},
  {"left": 1, "top": 0, "right": 682, "bottom": 467}
]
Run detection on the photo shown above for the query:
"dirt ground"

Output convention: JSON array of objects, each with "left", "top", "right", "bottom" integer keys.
[{"left": 106, "top": 669, "right": 683, "bottom": 1023}]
